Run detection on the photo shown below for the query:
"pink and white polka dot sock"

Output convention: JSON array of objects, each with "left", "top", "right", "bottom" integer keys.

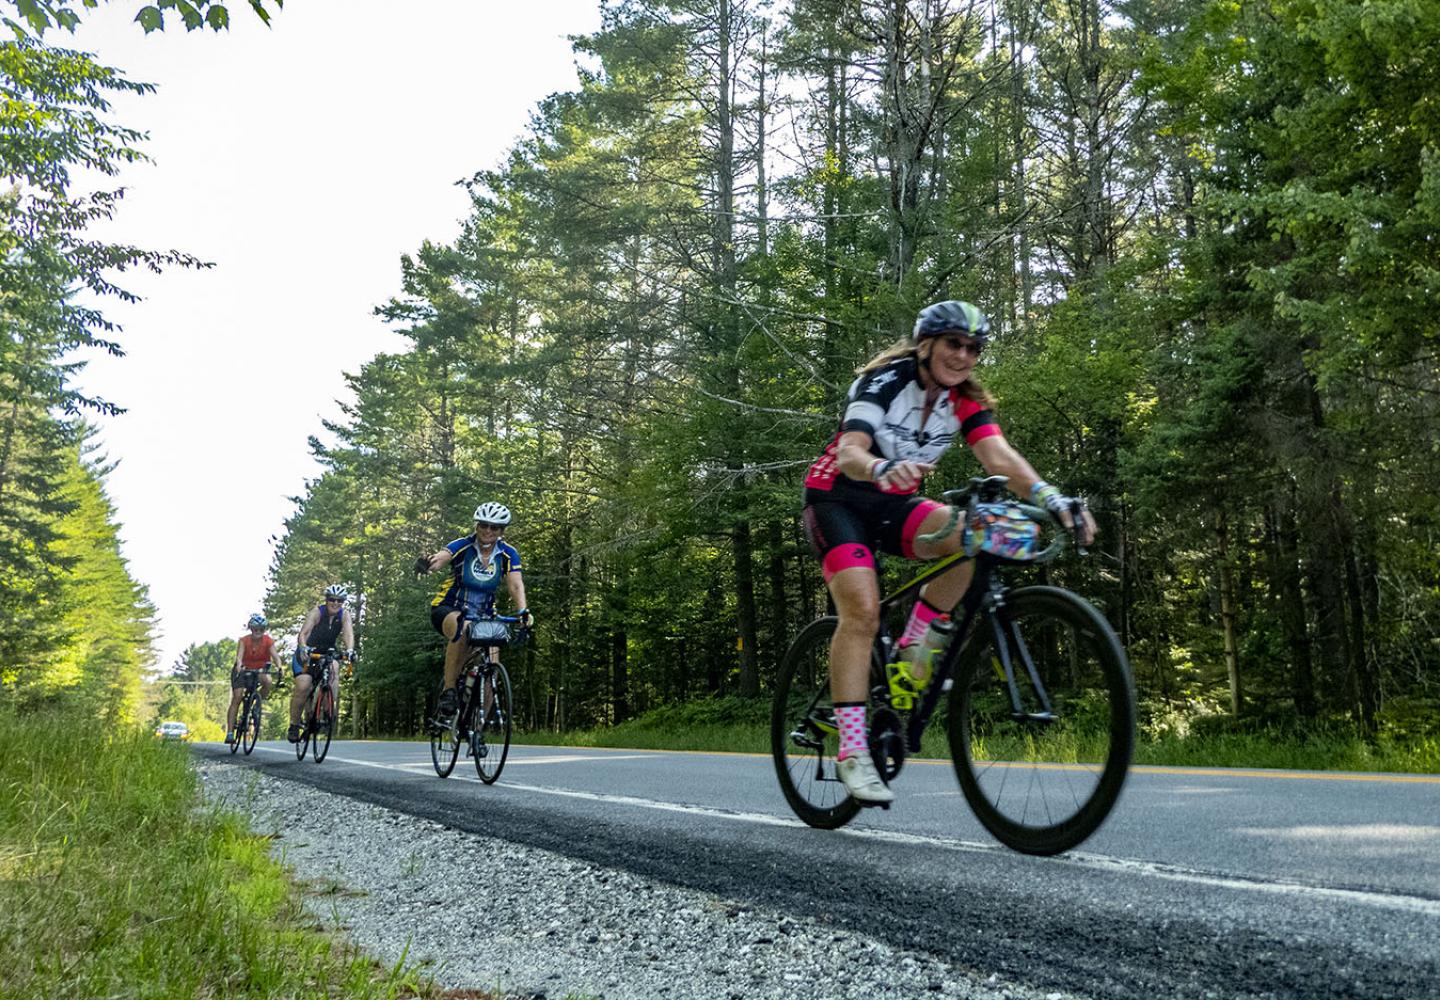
[{"left": 834, "top": 701, "right": 868, "bottom": 761}]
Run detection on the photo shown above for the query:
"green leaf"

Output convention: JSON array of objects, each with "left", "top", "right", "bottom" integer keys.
[
  {"left": 205, "top": 5, "right": 229, "bottom": 30},
  {"left": 15, "top": 0, "right": 51, "bottom": 35},
  {"left": 176, "top": 1, "right": 203, "bottom": 31},
  {"left": 134, "top": 6, "right": 163, "bottom": 33}
]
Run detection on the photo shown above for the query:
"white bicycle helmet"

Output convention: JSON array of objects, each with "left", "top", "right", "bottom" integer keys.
[
  {"left": 323, "top": 583, "right": 348, "bottom": 601},
  {"left": 472, "top": 501, "right": 511, "bottom": 526}
]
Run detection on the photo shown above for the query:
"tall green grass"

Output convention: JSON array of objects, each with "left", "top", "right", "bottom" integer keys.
[{"left": 0, "top": 709, "right": 440, "bottom": 998}]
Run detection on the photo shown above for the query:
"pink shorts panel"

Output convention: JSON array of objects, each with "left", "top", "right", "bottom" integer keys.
[{"left": 821, "top": 544, "right": 876, "bottom": 582}]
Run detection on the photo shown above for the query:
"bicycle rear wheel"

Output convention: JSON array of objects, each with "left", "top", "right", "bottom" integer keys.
[
  {"left": 241, "top": 695, "right": 260, "bottom": 755},
  {"left": 296, "top": 697, "right": 311, "bottom": 761},
  {"left": 948, "top": 585, "right": 1134, "bottom": 855},
  {"left": 430, "top": 683, "right": 460, "bottom": 778},
  {"left": 312, "top": 688, "right": 335, "bottom": 763},
  {"left": 473, "top": 663, "right": 512, "bottom": 784},
  {"left": 772, "top": 616, "right": 878, "bottom": 830}
]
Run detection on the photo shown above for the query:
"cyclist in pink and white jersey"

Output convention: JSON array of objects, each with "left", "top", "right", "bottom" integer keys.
[{"left": 801, "top": 300, "right": 1096, "bottom": 805}]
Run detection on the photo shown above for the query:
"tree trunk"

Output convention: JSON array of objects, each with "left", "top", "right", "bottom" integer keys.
[
  {"left": 1266, "top": 500, "right": 1316, "bottom": 717},
  {"left": 1216, "top": 509, "right": 1242, "bottom": 716}
]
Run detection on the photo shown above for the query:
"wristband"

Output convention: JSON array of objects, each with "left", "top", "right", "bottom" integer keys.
[
  {"left": 1031, "top": 481, "right": 1061, "bottom": 505},
  {"left": 872, "top": 459, "right": 897, "bottom": 482}
]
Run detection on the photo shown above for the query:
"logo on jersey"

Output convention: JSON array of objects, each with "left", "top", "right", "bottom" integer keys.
[
  {"left": 864, "top": 370, "right": 898, "bottom": 394},
  {"left": 468, "top": 554, "right": 499, "bottom": 585}
]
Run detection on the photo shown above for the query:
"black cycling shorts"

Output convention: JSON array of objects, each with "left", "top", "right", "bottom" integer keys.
[
  {"left": 802, "top": 485, "right": 943, "bottom": 581},
  {"left": 431, "top": 604, "right": 460, "bottom": 636}
]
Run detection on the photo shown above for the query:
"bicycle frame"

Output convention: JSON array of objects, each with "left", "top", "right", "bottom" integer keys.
[{"left": 875, "top": 496, "right": 1065, "bottom": 755}]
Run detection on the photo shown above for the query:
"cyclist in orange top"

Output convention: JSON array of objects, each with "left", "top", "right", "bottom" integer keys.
[
  {"left": 801, "top": 300, "right": 1096, "bottom": 805},
  {"left": 226, "top": 613, "right": 282, "bottom": 744}
]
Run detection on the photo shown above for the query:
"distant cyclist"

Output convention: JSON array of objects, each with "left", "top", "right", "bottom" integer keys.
[
  {"left": 416, "top": 501, "right": 532, "bottom": 721},
  {"left": 225, "top": 613, "right": 282, "bottom": 744},
  {"left": 801, "top": 300, "right": 1095, "bottom": 805},
  {"left": 288, "top": 583, "right": 355, "bottom": 743}
]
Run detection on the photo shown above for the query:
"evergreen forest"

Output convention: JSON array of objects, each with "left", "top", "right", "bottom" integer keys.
[{"left": 5, "top": 0, "right": 1439, "bottom": 762}]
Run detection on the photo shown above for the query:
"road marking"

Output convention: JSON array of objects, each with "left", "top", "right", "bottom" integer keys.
[
  {"left": 228, "top": 741, "right": 1440, "bottom": 784},
  {"left": 238, "top": 747, "right": 1440, "bottom": 916}
]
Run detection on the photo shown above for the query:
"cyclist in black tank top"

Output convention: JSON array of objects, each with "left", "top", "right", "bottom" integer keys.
[{"left": 288, "top": 584, "right": 356, "bottom": 743}]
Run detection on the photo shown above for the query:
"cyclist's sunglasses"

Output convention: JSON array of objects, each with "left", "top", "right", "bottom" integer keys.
[
  {"left": 939, "top": 334, "right": 983, "bottom": 356},
  {"left": 475, "top": 521, "right": 504, "bottom": 530},
  {"left": 324, "top": 597, "right": 344, "bottom": 604}
]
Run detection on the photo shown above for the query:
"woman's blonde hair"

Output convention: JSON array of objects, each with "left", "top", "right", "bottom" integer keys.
[{"left": 858, "top": 338, "right": 996, "bottom": 408}]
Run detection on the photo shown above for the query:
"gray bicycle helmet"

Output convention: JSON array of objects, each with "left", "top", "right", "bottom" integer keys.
[
  {"left": 913, "top": 300, "right": 990, "bottom": 345},
  {"left": 323, "top": 584, "right": 347, "bottom": 602}
]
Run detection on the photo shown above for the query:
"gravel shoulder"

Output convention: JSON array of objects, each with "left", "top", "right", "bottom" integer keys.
[{"left": 198, "top": 760, "right": 1080, "bottom": 1000}]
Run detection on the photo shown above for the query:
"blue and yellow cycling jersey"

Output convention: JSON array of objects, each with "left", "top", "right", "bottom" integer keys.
[{"left": 431, "top": 537, "right": 522, "bottom": 614}]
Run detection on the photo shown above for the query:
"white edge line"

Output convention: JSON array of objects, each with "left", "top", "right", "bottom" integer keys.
[{"left": 237, "top": 748, "right": 1440, "bottom": 917}]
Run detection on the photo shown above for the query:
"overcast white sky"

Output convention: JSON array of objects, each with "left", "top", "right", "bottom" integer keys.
[{"left": 66, "top": 0, "right": 602, "bottom": 671}]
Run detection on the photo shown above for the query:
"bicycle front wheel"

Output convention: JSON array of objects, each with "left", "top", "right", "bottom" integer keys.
[
  {"left": 473, "top": 664, "right": 512, "bottom": 784},
  {"left": 430, "top": 683, "right": 459, "bottom": 778},
  {"left": 241, "top": 695, "right": 260, "bottom": 755},
  {"left": 771, "top": 616, "right": 869, "bottom": 830},
  {"left": 948, "top": 585, "right": 1135, "bottom": 855},
  {"left": 312, "top": 688, "right": 335, "bottom": 763}
]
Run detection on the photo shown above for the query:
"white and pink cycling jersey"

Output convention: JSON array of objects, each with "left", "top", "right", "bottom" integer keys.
[{"left": 804, "top": 355, "right": 1002, "bottom": 494}]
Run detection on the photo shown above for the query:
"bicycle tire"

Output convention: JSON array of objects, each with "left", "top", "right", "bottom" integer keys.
[
  {"left": 312, "top": 687, "right": 335, "bottom": 763},
  {"left": 229, "top": 698, "right": 241, "bottom": 755},
  {"left": 296, "top": 695, "right": 311, "bottom": 761},
  {"left": 241, "top": 694, "right": 260, "bottom": 755},
  {"left": 948, "top": 585, "right": 1134, "bottom": 855},
  {"left": 430, "top": 682, "right": 460, "bottom": 778},
  {"left": 474, "top": 663, "right": 513, "bottom": 784},
  {"left": 772, "top": 616, "right": 883, "bottom": 830}
]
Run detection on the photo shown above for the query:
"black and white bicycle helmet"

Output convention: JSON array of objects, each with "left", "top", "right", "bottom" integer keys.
[
  {"left": 323, "top": 584, "right": 348, "bottom": 602},
  {"left": 472, "top": 501, "right": 512, "bottom": 526},
  {"left": 913, "top": 300, "right": 991, "bottom": 345},
  {"left": 247, "top": 613, "right": 267, "bottom": 629}
]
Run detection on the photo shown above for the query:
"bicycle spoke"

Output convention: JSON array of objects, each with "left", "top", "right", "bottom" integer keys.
[
  {"left": 771, "top": 617, "right": 867, "bottom": 830},
  {"left": 950, "top": 586, "right": 1134, "bottom": 855}
]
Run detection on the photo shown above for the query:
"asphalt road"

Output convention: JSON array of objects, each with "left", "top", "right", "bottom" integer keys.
[{"left": 198, "top": 740, "right": 1440, "bottom": 999}]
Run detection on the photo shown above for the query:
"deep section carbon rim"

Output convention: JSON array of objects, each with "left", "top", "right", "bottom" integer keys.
[{"left": 948, "top": 585, "right": 1134, "bottom": 855}]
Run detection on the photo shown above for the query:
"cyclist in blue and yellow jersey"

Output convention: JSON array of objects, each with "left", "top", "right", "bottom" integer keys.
[
  {"left": 287, "top": 583, "right": 355, "bottom": 743},
  {"left": 802, "top": 300, "right": 1096, "bottom": 805},
  {"left": 416, "top": 501, "right": 532, "bottom": 720}
]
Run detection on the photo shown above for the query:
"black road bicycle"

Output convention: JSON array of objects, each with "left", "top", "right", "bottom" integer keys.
[
  {"left": 295, "top": 649, "right": 341, "bottom": 764},
  {"left": 230, "top": 668, "right": 272, "bottom": 756},
  {"left": 429, "top": 613, "right": 525, "bottom": 783},
  {"left": 772, "top": 476, "right": 1136, "bottom": 856}
]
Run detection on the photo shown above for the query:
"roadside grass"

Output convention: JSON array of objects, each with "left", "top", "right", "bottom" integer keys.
[
  {"left": 0, "top": 708, "right": 449, "bottom": 999},
  {"left": 511, "top": 696, "right": 1440, "bottom": 774}
]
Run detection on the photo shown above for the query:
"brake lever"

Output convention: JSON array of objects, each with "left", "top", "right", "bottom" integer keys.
[{"left": 1069, "top": 498, "right": 1090, "bottom": 557}]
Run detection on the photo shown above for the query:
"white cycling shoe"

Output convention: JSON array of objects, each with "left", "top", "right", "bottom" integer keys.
[{"left": 837, "top": 751, "right": 895, "bottom": 806}]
